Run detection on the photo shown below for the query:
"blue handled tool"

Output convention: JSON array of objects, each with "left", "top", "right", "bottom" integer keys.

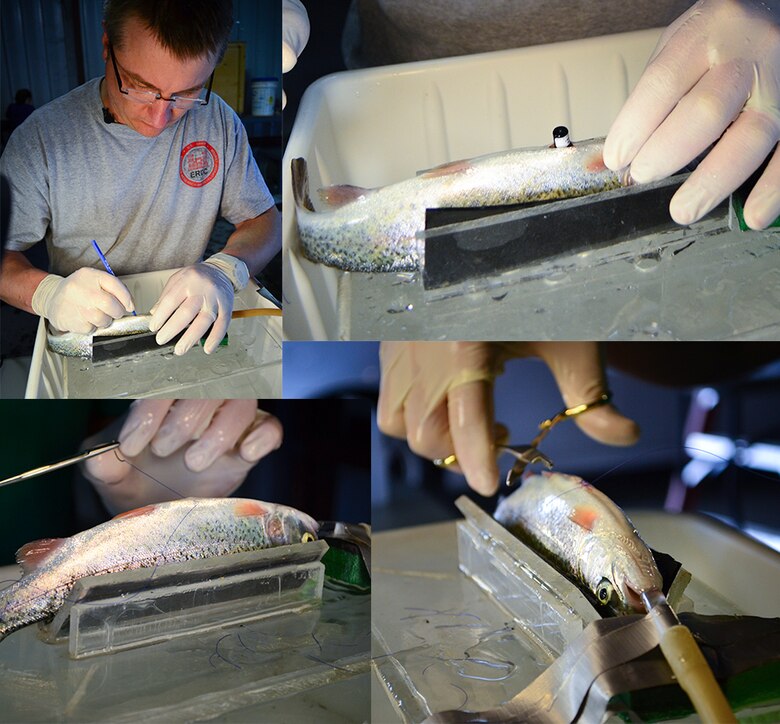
[{"left": 91, "top": 239, "right": 136, "bottom": 315}]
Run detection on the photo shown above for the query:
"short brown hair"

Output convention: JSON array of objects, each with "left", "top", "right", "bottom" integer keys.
[{"left": 104, "top": 0, "right": 233, "bottom": 63}]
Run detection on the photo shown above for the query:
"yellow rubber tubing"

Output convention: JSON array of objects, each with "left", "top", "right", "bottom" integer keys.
[
  {"left": 659, "top": 624, "right": 736, "bottom": 723},
  {"left": 230, "top": 308, "right": 282, "bottom": 318}
]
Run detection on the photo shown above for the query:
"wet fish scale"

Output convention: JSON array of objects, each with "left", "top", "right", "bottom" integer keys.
[
  {"left": 494, "top": 472, "right": 661, "bottom": 613},
  {"left": 46, "top": 314, "right": 155, "bottom": 358},
  {"left": 292, "top": 138, "right": 628, "bottom": 273},
  {"left": 0, "top": 498, "right": 318, "bottom": 641}
]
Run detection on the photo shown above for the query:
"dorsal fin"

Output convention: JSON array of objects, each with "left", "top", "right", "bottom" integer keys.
[
  {"left": 318, "top": 184, "right": 374, "bottom": 209},
  {"left": 112, "top": 503, "right": 158, "bottom": 520},
  {"left": 16, "top": 538, "right": 66, "bottom": 573}
]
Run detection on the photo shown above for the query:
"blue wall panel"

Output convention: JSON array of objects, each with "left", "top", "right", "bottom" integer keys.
[{"left": 1, "top": 0, "right": 77, "bottom": 111}]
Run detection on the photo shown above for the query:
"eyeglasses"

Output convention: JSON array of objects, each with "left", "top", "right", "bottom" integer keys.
[{"left": 109, "top": 43, "right": 213, "bottom": 110}]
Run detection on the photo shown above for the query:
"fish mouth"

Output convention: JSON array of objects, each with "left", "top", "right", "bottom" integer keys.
[{"left": 622, "top": 582, "right": 647, "bottom": 613}]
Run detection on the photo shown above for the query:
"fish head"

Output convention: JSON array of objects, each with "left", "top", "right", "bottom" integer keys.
[
  {"left": 597, "top": 548, "right": 661, "bottom": 614},
  {"left": 593, "top": 574, "right": 645, "bottom": 613},
  {"left": 264, "top": 506, "right": 319, "bottom": 546}
]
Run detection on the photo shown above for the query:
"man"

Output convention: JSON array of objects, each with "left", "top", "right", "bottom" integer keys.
[{"left": 0, "top": 0, "right": 281, "bottom": 355}]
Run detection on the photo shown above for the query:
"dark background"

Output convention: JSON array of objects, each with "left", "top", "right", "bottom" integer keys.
[
  {"left": 0, "top": 399, "right": 371, "bottom": 565},
  {"left": 284, "top": 341, "right": 780, "bottom": 547}
]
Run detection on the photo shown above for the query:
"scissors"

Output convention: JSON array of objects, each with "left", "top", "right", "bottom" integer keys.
[
  {"left": 434, "top": 392, "right": 612, "bottom": 487},
  {"left": 0, "top": 441, "right": 121, "bottom": 488}
]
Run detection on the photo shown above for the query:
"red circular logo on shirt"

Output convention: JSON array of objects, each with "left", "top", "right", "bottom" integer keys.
[{"left": 180, "top": 141, "right": 219, "bottom": 187}]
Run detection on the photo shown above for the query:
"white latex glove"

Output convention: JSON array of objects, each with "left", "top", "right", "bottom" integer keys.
[
  {"left": 282, "top": 0, "right": 310, "bottom": 107},
  {"left": 378, "top": 342, "right": 640, "bottom": 496},
  {"left": 604, "top": 0, "right": 780, "bottom": 230},
  {"left": 148, "top": 253, "right": 248, "bottom": 355},
  {"left": 30, "top": 268, "right": 135, "bottom": 334},
  {"left": 82, "top": 399, "right": 283, "bottom": 514}
]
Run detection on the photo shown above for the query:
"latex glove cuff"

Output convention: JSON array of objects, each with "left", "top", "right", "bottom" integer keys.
[
  {"left": 203, "top": 252, "right": 250, "bottom": 292},
  {"left": 30, "top": 274, "right": 65, "bottom": 320}
]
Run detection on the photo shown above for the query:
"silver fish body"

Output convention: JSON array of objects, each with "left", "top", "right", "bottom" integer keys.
[
  {"left": 494, "top": 472, "right": 661, "bottom": 613},
  {"left": 292, "top": 138, "right": 628, "bottom": 273},
  {"left": 0, "top": 497, "right": 318, "bottom": 641},
  {"left": 47, "top": 314, "right": 154, "bottom": 358}
]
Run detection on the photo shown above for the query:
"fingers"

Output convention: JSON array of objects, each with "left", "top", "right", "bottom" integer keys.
[
  {"left": 148, "top": 400, "right": 224, "bottom": 457},
  {"left": 79, "top": 273, "right": 134, "bottom": 328},
  {"left": 670, "top": 110, "right": 779, "bottom": 224},
  {"left": 201, "top": 304, "right": 231, "bottom": 355},
  {"left": 743, "top": 142, "right": 780, "bottom": 230},
  {"left": 83, "top": 446, "right": 131, "bottom": 485},
  {"left": 155, "top": 296, "right": 206, "bottom": 350},
  {"left": 96, "top": 273, "right": 135, "bottom": 315},
  {"left": 41, "top": 269, "right": 135, "bottom": 333},
  {"left": 377, "top": 341, "right": 416, "bottom": 439},
  {"left": 148, "top": 266, "right": 233, "bottom": 355},
  {"left": 239, "top": 410, "right": 284, "bottom": 462},
  {"left": 120, "top": 399, "right": 222, "bottom": 458},
  {"left": 536, "top": 343, "right": 640, "bottom": 446},
  {"left": 604, "top": 27, "right": 709, "bottom": 171},
  {"left": 149, "top": 273, "right": 187, "bottom": 339},
  {"left": 120, "top": 400, "right": 270, "bottom": 473},
  {"left": 118, "top": 399, "right": 176, "bottom": 458},
  {"left": 447, "top": 381, "right": 500, "bottom": 496},
  {"left": 183, "top": 400, "right": 259, "bottom": 472},
  {"left": 378, "top": 342, "right": 501, "bottom": 496},
  {"left": 628, "top": 61, "right": 753, "bottom": 184}
]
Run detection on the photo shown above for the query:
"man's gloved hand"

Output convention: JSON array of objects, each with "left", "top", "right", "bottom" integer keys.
[
  {"left": 149, "top": 253, "right": 248, "bottom": 355},
  {"left": 378, "top": 342, "right": 640, "bottom": 496},
  {"left": 82, "top": 399, "right": 283, "bottom": 514},
  {"left": 282, "top": 0, "right": 310, "bottom": 108},
  {"left": 604, "top": 0, "right": 780, "bottom": 230},
  {"left": 30, "top": 268, "right": 135, "bottom": 334}
]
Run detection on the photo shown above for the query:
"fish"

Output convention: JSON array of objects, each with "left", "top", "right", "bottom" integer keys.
[
  {"left": 47, "top": 314, "right": 154, "bottom": 358},
  {"left": 0, "top": 497, "right": 319, "bottom": 641},
  {"left": 292, "top": 138, "right": 630, "bottom": 273},
  {"left": 494, "top": 472, "right": 662, "bottom": 613}
]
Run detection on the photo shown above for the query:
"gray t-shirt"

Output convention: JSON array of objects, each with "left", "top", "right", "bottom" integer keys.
[{"left": 1, "top": 77, "right": 274, "bottom": 276}]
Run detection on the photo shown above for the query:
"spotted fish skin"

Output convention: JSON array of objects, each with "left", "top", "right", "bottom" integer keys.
[
  {"left": 494, "top": 472, "right": 661, "bottom": 613},
  {"left": 0, "top": 498, "right": 318, "bottom": 641},
  {"left": 292, "top": 138, "right": 629, "bottom": 273},
  {"left": 47, "top": 314, "right": 155, "bottom": 359}
]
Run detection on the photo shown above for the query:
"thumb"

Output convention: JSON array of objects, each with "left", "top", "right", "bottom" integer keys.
[
  {"left": 534, "top": 342, "right": 640, "bottom": 446},
  {"left": 83, "top": 446, "right": 132, "bottom": 485}
]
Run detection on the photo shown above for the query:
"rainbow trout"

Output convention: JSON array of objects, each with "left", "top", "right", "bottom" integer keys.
[
  {"left": 292, "top": 138, "right": 630, "bottom": 272},
  {"left": 494, "top": 472, "right": 661, "bottom": 613},
  {"left": 0, "top": 497, "right": 318, "bottom": 641},
  {"left": 47, "top": 314, "right": 154, "bottom": 358}
]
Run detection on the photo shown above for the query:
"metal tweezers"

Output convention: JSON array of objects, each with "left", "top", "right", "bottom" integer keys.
[
  {"left": 435, "top": 392, "right": 612, "bottom": 487},
  {"left": 0, "top": 441, "right": 121, "bottom": 488}
]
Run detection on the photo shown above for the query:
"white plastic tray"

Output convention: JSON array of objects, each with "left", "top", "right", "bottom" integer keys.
[
  {"left": 283, "top": 29, "right": 780, "bottom": 340},
  {"left": 25, "top": 269, "right": 282, "bottom": 398},
  {"left": 372, "top": 512, "right": 780, "bottom": 722}
]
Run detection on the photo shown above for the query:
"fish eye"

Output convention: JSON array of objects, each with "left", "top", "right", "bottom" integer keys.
[
  {"left": 596, "top": 578, "right": 614, "bottom": 604},
  {"left": 301, "top": 532, "right": 315, "bottom": 543}
]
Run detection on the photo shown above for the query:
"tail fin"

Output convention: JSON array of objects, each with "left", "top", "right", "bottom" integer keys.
[{"left": 291, "top": 158, "right": 315, "bottom": 212}]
